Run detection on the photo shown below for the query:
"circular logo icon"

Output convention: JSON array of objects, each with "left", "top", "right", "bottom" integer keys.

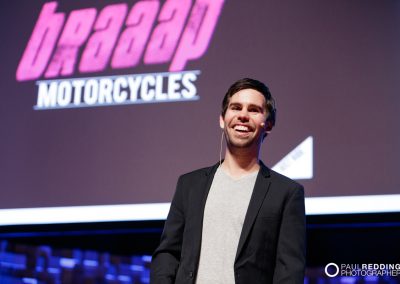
[{"left": 325, "top": 263, "right": 339, "bottom": 277}]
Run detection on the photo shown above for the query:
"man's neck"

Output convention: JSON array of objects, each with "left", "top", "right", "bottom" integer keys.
[{"left": 221, "top": 148, "right": 260, "bottom": 179}]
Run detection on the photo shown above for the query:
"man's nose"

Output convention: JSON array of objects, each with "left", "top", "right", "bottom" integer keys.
[{"left": 237, "top": 109, "right": 249, "bottom": 121}]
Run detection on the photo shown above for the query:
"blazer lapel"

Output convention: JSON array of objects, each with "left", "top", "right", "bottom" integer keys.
[
  {"left": 191, "top": 162, "right": 220, "bottom": 261},
  {"left": 235, "top": 162, "right": 271, "bottom": 261}
]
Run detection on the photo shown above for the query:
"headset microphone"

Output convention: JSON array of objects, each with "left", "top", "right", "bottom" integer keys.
[
  {"left": 261, "top": 122, "right": 271, "bottom": 134},
  {"left": 219, "top": 129, "right": 224, "bottom": 167}
]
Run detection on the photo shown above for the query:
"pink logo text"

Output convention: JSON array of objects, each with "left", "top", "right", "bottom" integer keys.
[{"left": 16, "top": 0, "right": 224, "bottom": 81}]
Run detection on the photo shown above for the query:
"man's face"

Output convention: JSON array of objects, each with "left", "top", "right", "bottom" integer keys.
[{"left": 220, "top": 88, "right": 270, "bottom": 149}]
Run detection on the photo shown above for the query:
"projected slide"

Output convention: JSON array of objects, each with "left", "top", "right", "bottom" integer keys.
[{"left": 1, "top": 0, "right": 400, "bottom": 223}]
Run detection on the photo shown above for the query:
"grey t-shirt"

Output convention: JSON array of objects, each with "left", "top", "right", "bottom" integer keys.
[{"left": 195, "top": 166, "right": 258, "bottom": 284}]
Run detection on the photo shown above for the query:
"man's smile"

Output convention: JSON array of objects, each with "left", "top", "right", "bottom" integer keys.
[
  {"left": 233, "top": 124, "right": 253, "bottom": 132},
  {"left": 231, "top": 124, "right": 255, "bottom": 138}
]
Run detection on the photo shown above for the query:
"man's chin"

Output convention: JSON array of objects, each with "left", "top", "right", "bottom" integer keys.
[{"left": 228, "top": 140, "right": 255, "bottom": 149}]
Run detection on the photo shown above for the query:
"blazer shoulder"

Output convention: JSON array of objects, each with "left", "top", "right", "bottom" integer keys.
[
  {"left": 178, "top": 164, "right": 217, "bottom": 181},
  {"left": 269, "top": 168, "right": 304, "bottom": 191}
]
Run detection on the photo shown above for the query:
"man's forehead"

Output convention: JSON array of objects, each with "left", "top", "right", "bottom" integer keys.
[{"left": 229, "top": 89, "right": 266, "bottom": 106}]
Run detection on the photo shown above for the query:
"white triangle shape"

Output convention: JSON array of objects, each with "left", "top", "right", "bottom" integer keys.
[{"left": 272, "top": 136, "right": 313, "bottom": 180}]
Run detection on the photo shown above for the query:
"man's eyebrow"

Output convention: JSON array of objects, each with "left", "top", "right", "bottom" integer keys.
[
  {"left": 248, "top": 103, "right": 263, "bottom": 109},
  {"left": 228, "top": 102, "right": 265, "bottom": 110},
  {"left": 246, "top": 103, "right": 265, "bottom": 111},
  {"left": 228, "top": 102, "right": 241, "bottom": 106}
]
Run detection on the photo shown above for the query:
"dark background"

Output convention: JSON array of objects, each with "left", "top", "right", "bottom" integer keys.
[{"left": 1, "top": 0, "right": 400, "bottom": 209}]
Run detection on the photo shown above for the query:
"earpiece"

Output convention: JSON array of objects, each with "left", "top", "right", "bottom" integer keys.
[{"left": 261, "top": 122, "right": 271, "bottom": 134}]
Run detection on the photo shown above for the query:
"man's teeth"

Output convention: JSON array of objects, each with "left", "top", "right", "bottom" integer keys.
[{"left": 234, "top": 125, "right": 250, "bottom": 131}]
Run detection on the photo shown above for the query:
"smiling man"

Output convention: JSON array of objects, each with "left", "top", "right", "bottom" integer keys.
[{"left": 150, "top": 78, "right": 306, "bottom": 284}]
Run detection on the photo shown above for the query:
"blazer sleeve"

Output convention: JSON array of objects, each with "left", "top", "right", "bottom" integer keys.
[
  {"left": 150, "top": 176, "right": 186, "bottom": 284},
  {"left": 272, "top": 185, "right": 306, "bottom": 284}
]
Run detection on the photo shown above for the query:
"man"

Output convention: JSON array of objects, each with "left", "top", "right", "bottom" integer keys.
[{"left": 150, "top": 78, "right": 306, "bottom": 284}]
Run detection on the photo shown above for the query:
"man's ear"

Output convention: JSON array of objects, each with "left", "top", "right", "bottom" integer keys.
[
  {"left": 265, "top": 120, "right": 273, "bottom": 133},
  {"left": 219, "top": 115, "right": 225, "bottom": 129}
]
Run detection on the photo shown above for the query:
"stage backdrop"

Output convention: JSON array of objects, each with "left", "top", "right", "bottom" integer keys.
[{"left": 1, "top": 0, "right": 400, "bottom": 222}]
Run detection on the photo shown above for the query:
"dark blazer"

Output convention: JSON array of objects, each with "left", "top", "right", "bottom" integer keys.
[{"left": 150, "top": 161, "right": 306, "bottom": 284}]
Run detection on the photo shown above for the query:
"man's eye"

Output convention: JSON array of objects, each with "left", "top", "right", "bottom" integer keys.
[{"left": 231, "top": 106, "right": 240, "bottom": 110}]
